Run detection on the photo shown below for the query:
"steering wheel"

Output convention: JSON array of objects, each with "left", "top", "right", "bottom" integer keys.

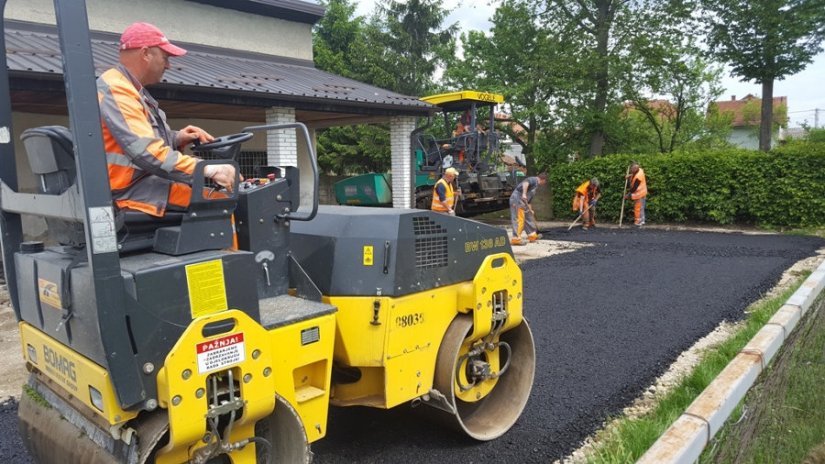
[{"left": 191, "top": 132, "right": 253, "bottom": 152}]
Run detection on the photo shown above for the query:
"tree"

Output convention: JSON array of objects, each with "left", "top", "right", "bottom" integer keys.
[
  {"left": 702, "top": 0, "right": 825, "bottom": 151},
  {"left": 313, "top": 0, "right": 364, "bottom": 79},
  {"left": 736, "top": 97, "right": 789, "bottom": 141},
  {"left": 807, "top": 127, "right": 825, "bottom": 143},
  {"left": 687, "top": 102, "right": 735, "bottom": 151},
  {"left": 443, "top": 0, "right": 580, "bottom": 171},
  {"left": 313, "top": 0, "right": 393, "bottom": 174},
  {"left": 543, "top": 0, "right": 699, "bottom": 157},
  {"left": 312, "top": 0, "right": 459, "bottom": 174},
  {"left": 315, "top": 125, "right": 391, "bottom": 174},
  {"left": 369, "top": 0, "right": 458, "bottom": 96},
  {"left": 622, "top": 44, "right": 725, "bottom": 153}
]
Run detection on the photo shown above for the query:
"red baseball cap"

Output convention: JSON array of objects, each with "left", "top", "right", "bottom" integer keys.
[{"left": 119, "top": 22, "right": 187, "bottom": 56}]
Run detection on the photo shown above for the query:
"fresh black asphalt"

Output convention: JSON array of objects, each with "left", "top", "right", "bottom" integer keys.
[{"left": 1, "top": 227, "right": 823, "bottom": 463}]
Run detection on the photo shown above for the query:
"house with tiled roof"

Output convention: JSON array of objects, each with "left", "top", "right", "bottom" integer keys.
[
  {"left": 4, "top": 0, "right": 435, "bottom": 238},
  {"left": 709, "top": 94, "right": 788, "bottom": 149}
]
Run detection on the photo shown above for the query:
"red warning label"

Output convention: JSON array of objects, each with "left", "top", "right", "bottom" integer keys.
[{"left": 196, "top": 333, "right": 245, "bottom": 374}]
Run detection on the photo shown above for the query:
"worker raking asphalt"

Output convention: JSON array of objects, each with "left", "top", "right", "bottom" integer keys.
[{"left": 1, "top": 228, "right": 823, "bottom": 463}]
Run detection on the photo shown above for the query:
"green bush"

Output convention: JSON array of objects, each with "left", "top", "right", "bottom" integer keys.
[
  {"left": 807, "top": 128, "right": 825, "bottom": 144},
  {"left": 546, "top": 145, "right": 825, "bottom": 227}
]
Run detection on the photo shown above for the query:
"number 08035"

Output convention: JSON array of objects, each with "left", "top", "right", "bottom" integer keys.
[{"left": 395, "top": 313, "right": 424, "bottom": 328}]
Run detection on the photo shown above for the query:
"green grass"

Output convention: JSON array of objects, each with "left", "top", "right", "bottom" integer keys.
[
  {"left": 22, "top": 384, "right": 50, "bottom": 409},
  {"left": 699, "top": 293, "right": 825, "bottom": 464},
  {"left": 785, "top": 226, "right": 825, "bottom": 239},
  {"left": 581, "top": 277, "right": 808, "bottom": 464}
]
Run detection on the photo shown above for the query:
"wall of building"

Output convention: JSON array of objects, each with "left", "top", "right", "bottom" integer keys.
[
  {"left": 6, "top": 0, "right": 314, "bottom": 61},
  {"left": 728, "top": 127, "right": 759, "bottom": 150},
  {"left": 318, "top": 175, "right": 346, "bottom": 205},
  {"left": 728, "top": 127, "right": 782, "bottom": 150}
]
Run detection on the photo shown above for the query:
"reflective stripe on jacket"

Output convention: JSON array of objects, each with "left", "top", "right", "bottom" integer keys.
[
  {"left": 97, "top": 65, "right": 199, "bottom": 216},
  {"left": 431, "top": 178, "right": 455, "bottom": 212},
  {"left": 629, "top": 168, "right": 648, "bottom": 200}
]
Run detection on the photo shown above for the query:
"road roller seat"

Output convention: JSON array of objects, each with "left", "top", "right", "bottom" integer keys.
[
  {"left": 21, "top": 126, "right": 87, "bottom": 246},
  {"left": 20, "top": 125, "right": 186, "bottom": 252}
]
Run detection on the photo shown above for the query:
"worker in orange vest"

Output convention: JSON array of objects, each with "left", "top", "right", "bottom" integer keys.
[
  {"left": 572, "top": 178, "right": 601, "bottom": 230},
  {"left": 624, "top": 162, "right": 648, "bottom": 226},
  {"left": 431, "top": 167, "right": 461, "bottom": 215},
  {"left": 97, "top": 22, "right": 237, "bottom": 217}
]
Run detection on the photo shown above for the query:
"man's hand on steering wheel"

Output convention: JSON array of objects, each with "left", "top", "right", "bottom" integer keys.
[
  {"left": 177, "top": 125, "right": 214, "bottom": 148},
  {"left": 190, "top": 132, "right": 254, "bottom": 153}
]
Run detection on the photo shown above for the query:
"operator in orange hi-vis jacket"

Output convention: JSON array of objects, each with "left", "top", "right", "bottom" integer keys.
[{"left": 97, "top": 22, "right": 238, "bottom": 217}]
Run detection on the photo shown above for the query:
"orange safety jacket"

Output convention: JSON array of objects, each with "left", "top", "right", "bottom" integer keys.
[
  {"left": 629, "top": 168, "right": 648, "bottom": 200},
  {"left": 431, "top": 178, "right": 455, "bottom": 212},
  {"left": 97, "top": 65, "right": 199, "bottom": 217},
  {"left": 572, "top": 180, "right": 600, "bottom": 210}
]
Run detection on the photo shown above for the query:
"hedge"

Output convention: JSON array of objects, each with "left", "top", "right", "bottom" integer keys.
[{"left": 546, "top": 143, "right": 825, "bottom": 227}]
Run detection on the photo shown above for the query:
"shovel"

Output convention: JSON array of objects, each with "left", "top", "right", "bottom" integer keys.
[
  {"left": 567, "top": 202, "right": 596, "bottom": 231},
  {"left": 618, "top": 164, "right": 631, "bottom": 227}
]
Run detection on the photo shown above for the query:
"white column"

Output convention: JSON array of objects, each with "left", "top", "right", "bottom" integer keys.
[
  {"left": 265, "top": 106, "right": 297, "bottom": 166},
  {"left": 296, "top": 127, "right": 317, "bottom": 211},
  {"left": 390, "top": 116, "right": 416, "bottom": 209},
  {"left": 265, "top": 106, "right": 319, "bottom": 211}
]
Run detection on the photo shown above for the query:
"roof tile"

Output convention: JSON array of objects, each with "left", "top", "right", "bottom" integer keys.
[{"left": 4, "top": 21, "right": 433, "bottom": 114}]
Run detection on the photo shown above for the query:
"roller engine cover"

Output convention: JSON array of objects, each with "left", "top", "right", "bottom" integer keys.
[{"left": 289, "top": 205, "right": 512, "bottom": 297}]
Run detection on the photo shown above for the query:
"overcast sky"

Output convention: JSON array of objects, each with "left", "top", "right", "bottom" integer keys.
[{"left": 350, "top": 1, "right": 825, "bottom": 128}]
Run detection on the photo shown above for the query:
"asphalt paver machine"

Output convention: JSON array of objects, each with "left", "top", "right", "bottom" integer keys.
[
  {"left": 0, "top": 2, "right": 536, "bottom": 462},
  {"left": 414, "top": 91, "right": 520, "bottom": 215}
]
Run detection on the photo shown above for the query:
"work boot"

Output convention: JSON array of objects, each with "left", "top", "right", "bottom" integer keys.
[
  {"left": 511, "top": 237, "right": 525, "bottom": 246},
  {"left": 527, "top": 232, "right": 542, "bottom": 242}
]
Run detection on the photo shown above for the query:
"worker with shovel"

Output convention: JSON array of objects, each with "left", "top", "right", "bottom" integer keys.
[
  {"left": 572, "top": 178, "right": 601, "bottom": 230},
  {"left": 510, "top": 172, "right": 547, "bottom": 245},
  {"left": 624, "top": 162, "right": 648, "bottom": 226}
]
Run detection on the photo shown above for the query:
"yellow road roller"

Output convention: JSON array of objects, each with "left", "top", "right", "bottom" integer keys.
[{"left": 0, "top": 1, "right": 535, "bottom": 462}]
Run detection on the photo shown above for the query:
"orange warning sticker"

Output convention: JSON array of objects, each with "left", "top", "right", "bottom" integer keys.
[{"left": 38, "top": 278, "right": 62, "bottom": 310}]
